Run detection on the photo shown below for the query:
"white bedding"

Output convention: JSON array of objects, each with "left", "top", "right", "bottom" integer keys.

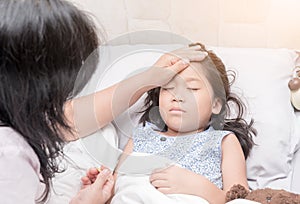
[
  {"left": 111, "top": 174, "right": 209, "bottom": 204},
  {"left": 47, "top": 123, "right": 262, "bottom": 204},
  {"left": 112, "top": 173, "right": 261, "bottom": 204},
  {"left": 111, "top": 151, "right": 208, "bottom": 204},
  {"left": 111, "top": 152, "right": 261, "bottom": 204},
  {"left": 47, "top": 44, "right": 300, "bottom": 203},
  {"left": 46, "top": 124, "right": 119, "bottom": 204}
]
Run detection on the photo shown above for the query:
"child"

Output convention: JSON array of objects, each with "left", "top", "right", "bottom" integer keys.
[{"left": 106, "top": 43, "right": 257, "bottom": 204}]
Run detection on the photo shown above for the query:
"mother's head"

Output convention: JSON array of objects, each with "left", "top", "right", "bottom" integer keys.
[{"left": 0, "top": 0, "right": 100, "bottom": 201}]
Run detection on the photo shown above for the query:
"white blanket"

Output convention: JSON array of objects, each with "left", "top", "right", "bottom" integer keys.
[
  {"left": 111, "top": 152, "right": 261, "bottom": 204},
  {"left": 46, "top": 125, "right": 261, "bottom": 204},
  {"left": 111, "top": 174, "right": 261, "bottom": 204},
  {"left": 111, "top": 174, "right": 209, "bottom": 204},
  {"left": 46, "top": 124, "right": 119, "bottom": 204}
]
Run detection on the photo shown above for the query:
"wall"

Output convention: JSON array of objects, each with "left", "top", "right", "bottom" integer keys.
[{"left": 70, "top": 0, "right": 300, "bottom": 49}]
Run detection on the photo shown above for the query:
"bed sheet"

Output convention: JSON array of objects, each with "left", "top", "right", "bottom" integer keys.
[
  {"left": 112, "top": 175, "right": 261, "bottom": 204},
  {"left": 112, "top": 152, "right": 262, "bottom": 204}
]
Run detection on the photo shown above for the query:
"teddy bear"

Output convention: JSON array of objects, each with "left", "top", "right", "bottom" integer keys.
[
  {"left": 289, "top": 67, "right": 300, "bottom": 111},
  {"left": 225, "top": 184, "right": 300, "bottom": 204}
]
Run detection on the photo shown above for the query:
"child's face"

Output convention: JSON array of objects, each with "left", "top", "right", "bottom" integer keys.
[{"left": 159, "top": 63, "right": 221, "bottom": 135}]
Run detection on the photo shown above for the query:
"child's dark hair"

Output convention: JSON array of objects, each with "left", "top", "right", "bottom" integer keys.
[
  {"left": 0, "top": 0, "right": 100, "bottom": 202},
  {"left": 139, "top": 43, "right": 256, "bottom": 159}
]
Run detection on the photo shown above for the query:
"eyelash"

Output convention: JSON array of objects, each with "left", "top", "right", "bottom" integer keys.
[
  {"left": 162, "top": 87, "right": 200, "bottom": 91},
  {"left": 161, "top": 87, "right": 174, "bottom": 90},
  {"left": 187, "top": 88, "right": 200, "bottom": 91}
]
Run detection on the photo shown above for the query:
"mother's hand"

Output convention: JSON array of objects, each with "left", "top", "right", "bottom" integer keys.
[
  {"left": 149, "top": 45, "right": 208, "bottom": 86},
  {"left": 154, "top": 44, "right": 208, "bottom": 67},
  {"left": 70, "top": 168, "right": 114, "bottom": 204}
]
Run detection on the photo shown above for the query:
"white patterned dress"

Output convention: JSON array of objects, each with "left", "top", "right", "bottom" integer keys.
[{"left": 132, "top": 122, "right": 232, "bottom": 189}]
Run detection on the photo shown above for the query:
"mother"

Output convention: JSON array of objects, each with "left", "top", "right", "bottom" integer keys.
[{"left": 0, "top": 0, "right": 206, "bottom": 203}]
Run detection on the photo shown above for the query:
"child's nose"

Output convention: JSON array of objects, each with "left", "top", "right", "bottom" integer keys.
[{"left": 172, "top": 94, "right": 184, "bottom": 102}]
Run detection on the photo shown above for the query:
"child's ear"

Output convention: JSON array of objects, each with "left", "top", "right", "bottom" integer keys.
[{"left": 212, "top": 98, "right": 222, "bottom": 114}]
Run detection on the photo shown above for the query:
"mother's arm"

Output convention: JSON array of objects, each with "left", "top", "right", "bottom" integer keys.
[{"left": 64, "top": 46, "right": 207, "bottom": 140}]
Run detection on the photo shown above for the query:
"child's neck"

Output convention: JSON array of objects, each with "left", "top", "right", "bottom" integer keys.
[{"left": 162, "top": 127, "right": 207, "bottom": 136}]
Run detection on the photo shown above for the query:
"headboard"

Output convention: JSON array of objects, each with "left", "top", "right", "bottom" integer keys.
[{"left": 70, "top": 0, "right": 300, "bottom": 49}]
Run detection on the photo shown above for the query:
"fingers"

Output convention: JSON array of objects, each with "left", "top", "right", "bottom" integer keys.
[
  {"left": 188, "top": 44, "right": 202, "bottom": 50},
  {"left": 151, "top": 179, "right": 169, "bottom": 188},
  {"left": 102, "top": 174, "right": 114, "bottom": 198},
  {"left": 173, "top": 51, "right": 207, "bottom": 62},
  {"left": 173, "top": 44, "right": 202, "bottom": 52},
  {"left": 81, "top": 176, "right": 92, "bottom": 189},
  {"left": 81, "top": 167, "right": 99, "bottom": 189},
  {"left": 93, "top": 169, "right": 112, "bottom": 190},
  {"left": 150, "top": 171, "right": 170, "bottom": 191},
  {"left": 87, "top": 167, "right": 99, "bottom": 177},
  {"left": 185, "top": 51, "right": 208, "bottom": 61},
  {"left": 155, "top": 45, "right": 207, "bottom": 69},
  {"left": 81, "top": 166, "right": 109, "bottom": 188},
  {"left": 84, "top": 167, "right": 99, "bottom": 183},
  {"left": 168, "top": 59, "right": 190, "bottom": 74},
  {"left": 149, "top": 171, "right": 167, "bottom": 182},
  {"left": 151, "top": 168, "right": 166, "bottom": 174},
  {"left": 171, "top": 45, "right": 208, "bottom": 62},
  {"left": 156, "top": 187, "right": 171, "bottom": 194}
]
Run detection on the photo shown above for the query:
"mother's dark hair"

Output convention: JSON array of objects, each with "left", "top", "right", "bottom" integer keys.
[{"left": 0, "top": 0, "right": 100, "bottom": 201}]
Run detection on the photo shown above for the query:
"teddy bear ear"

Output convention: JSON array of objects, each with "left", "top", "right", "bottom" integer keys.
[
  {"left": 288, "top": 78, "right": 300, "bottom": 91},
  {"left": 293, "top": 66, "right": 300, "bottom": 77}
]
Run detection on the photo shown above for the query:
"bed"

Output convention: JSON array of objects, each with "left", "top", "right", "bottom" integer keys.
[{"left": 47, "top": 0, "right": 300, "bottom": 203}]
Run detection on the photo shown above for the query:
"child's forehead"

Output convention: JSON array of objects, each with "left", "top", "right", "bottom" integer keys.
[{"left": 178, "top": 62, "right": 206, "bottom": 79}]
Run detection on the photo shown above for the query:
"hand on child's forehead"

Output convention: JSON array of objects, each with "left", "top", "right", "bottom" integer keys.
[
  {"left": 177, "top": 62, "right": 205, "bottom": 77},
  {"left": 170, "top": 65, "right": 206, "bottom": 84}
]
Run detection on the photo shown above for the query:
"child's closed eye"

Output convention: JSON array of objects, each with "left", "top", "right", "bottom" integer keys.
[
  {"left": 187, "top": 87, "right": 200, "bottom": 91},
  {"left": 161, "top": 87, "right": 174, "bottom": 91}
]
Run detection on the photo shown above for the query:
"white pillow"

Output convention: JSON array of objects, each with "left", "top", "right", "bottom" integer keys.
[
  {"left": 82, "top": 44, "right": 299, "bottom": 190},
  {"left": 291, "top": 112, "right": 300, "bottom": 193},
  {"left": 212, "top": 47, "right": 298, "bottom": 190}
]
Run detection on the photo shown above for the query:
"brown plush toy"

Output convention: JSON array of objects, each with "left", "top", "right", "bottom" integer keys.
[{"left": 226, "top": 184, "right": 300, "bottom": 204}]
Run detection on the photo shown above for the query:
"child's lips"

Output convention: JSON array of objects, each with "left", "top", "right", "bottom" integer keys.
[{"left": 169, "top": 107, "right": 185, "bottom": 113}]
